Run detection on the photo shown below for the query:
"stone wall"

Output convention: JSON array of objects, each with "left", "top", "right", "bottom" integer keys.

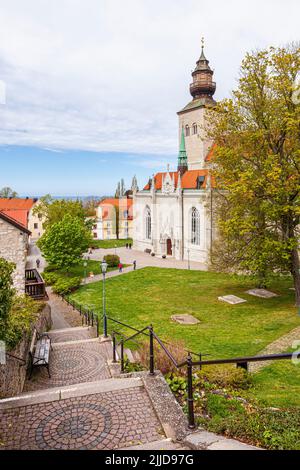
[
  {"left": 0, "top": 304, "right": 52, "bottom": 399},
  {"left": 0, "top": 217, "right": 28, "bottom": 293}
]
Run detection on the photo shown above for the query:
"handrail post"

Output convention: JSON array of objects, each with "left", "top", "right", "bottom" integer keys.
[
  {"left": 112, "top": 333, "right": 117, "bottom": 363},
  {"left": 120, "top": 340, "right": 124, "bottom": 373},
  {"left": 149, "top": 325, "right": 155, "bottom": 376},
  {"left": 187, "top": 353, "right": 195, "bottom": 429},
  {"left": 96, "top": 314, "right": 99, "bottom": 337}
]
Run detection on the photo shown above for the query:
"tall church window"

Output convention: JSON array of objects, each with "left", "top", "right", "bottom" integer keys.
[
  {"left": 191, "top": 207, "right": 200, "bottom": 245},
  {"left": 185, "top": 125, "right": 190, "bottom": 137},
  {"left": 145, "top": 206, "right": 151, "bottom": 240},
  {"left": 193, "top": 123, "right": 197, "bottom": 135}
]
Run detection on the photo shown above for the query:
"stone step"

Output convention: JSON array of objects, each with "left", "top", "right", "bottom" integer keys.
[
  {"left": 47, "top": 326, "right": 92, "bottom": 334},
  {"left": 0, "top": 377, "right": 143, "bottom": 410},
  {"left": 121, "top": 438, "right": 188, "bottom": 450}
]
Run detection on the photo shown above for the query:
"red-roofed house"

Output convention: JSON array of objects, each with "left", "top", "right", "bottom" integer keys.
[
  {"left": 0, "top": 198, "right": 45, "bottom": 240},
  {"left": 133, "top": 44, "right": 217, "bottom": 264},
  {"left": 92, "top": 196, "right": 133, "bottom": 240},
  {"left": 0, "top": 210, "right": 31, "bottom": 293}
]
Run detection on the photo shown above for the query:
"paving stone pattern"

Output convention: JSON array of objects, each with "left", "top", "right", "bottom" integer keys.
[
  {"left": 23, "top": 342, "right": 111, "bottom": 391},
  {"left": 0, "top": 387, "right": 164, "bottom": 450}
]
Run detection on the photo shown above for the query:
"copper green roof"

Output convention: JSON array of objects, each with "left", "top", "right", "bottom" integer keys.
[
  {"left": 178, "top": 127, "right": 187, "bottom": 167},
  {"left": 177, "top": 98, "right": 216, "bottom": 115}
]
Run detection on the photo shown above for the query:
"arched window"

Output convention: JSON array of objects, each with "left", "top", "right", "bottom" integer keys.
[
  {"left": 185, "top": 125, "right": 190, "bottom": 137},
  {"left": 145, "top": 206, "right": 151, "bottom": 240},
  {"left": 191, "top": 207, "right": 200, "bottom": 245},
  {"left": 193, "top": 123, "right": 197, "bottom": 135}
]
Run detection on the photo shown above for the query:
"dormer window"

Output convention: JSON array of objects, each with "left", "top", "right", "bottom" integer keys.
[{"left": 196, "top": 176, "right": 205, "bottom": 189}]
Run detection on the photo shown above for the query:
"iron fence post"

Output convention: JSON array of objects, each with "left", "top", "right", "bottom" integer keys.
[
  {"left": 120, "top": 340, "right": 124, "bottom": 373},
  {"left": 199, "top": 353, "right": 202, "bottom": 371},
  {"left": 187, "top": 353, "right": 195, "bottom": 429},
  {"left": 149, "top": 325, "right": 155, "bottom": 376},
  {"left": 112, "top": 333, "right": 117, "bottom": 363}
]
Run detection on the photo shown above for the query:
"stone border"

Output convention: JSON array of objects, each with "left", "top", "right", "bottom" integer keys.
[{"left": 183, "top": 430, "right": 261, "bottom": 450}]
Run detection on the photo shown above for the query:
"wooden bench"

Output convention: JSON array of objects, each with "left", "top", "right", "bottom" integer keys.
[{"left": 28, "top": 328, "right": 52, "bottom": 379}]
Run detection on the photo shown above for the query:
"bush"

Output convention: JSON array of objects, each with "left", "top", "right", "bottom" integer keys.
[
  {"left": 43, "top": 272, "right": 60, "bottom": 286},
  {"left": 43, "top": 265, "right": 58, "bottom": 273},
  {"left": 103, "top": 254, "right": 120, "bottom": 267},
  {"left": 4, "top": 295, "right": 45, "bottom": 350},
  {"left": 0, "top": 258, "right": 16, "bottom": 341},
  {"left": 138, "top": 339, "right": 186, "bottom": 374},
  {"left": 52, "top": 277, "right": 81, "bottom": 295}
]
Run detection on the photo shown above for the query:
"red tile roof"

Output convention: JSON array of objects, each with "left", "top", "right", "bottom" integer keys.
[
  {"left": 99, "top": 198, "right": 133, "bottom": 220},
  {"left": 0, "top": 210, "right": 31, "bottom": 234},
  {"left": 1, "top": 209, "right": 28, "bottom": 227},
  {"left": 0, "top": 198, "right": 37, "bottom": 210},
  {"left": 144, "top": 170, "right": 214, "bottom": 190}
]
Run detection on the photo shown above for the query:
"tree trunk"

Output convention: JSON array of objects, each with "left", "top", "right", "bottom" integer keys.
[{"left": 290, "top": 246, "right": 300, "bottom": 307}]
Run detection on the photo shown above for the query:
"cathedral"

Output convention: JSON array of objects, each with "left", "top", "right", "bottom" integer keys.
[{"left": 133, "top": 43, "right": 217, "bottom": 264}]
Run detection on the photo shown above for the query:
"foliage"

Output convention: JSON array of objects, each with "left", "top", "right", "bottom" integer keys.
[
  {"left": 123, "top": 356, "right": 145, "bottom": 373},
  {"left": 0, "top": 187, "right": 18, "bottom": 198},
  {"left": 103, "top": 254, "right": 120, "bottom": 267},
  {"left": 33, "top": 195, "right": 90, "bottom": 230},
  {"left": 90, "top": 238, "right": 132, "bottom": 249},
  {"left": 42, "top": 272, "right": 60, "bottom": 286},
  {"left": 207, "top": 45, "right": 300, "bottom": 303},
  {"left": 37, "top": 214, "right": 92, "bottom": 269},
  {"left": 0, "top": 258, "right": 16, "bottom": 340},
  {"left": 139, "top": 339, "right": 187, "bottom": 374},
  {"left": 51, "top": 277, "right": 81, "bottom": 295},
  {"left": 167, "top": 367, "right": 300, "bottom": 449},
  {"left": 4, "top": 296, "right": 44, "bottom": 350}
]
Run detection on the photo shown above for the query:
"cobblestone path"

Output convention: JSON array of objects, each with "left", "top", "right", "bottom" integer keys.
[{"left": 0, "top": 385, "right": 164, "bottom": 450}]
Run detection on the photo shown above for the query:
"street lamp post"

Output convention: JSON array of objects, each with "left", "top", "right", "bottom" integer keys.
[
  {"left": 115, "top": 244, "right": 117, "bottom": 256},
  {"left": 101, "top": 259, "right": 108, "bottom": 338},
  {"left": 187, "top": 248, "right": 190, "bottom": 270}
]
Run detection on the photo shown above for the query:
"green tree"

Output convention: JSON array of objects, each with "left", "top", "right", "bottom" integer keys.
[
  {"left": 0, "top": 258, "right": 15, "bottom": 341},
  {"left": 33, "top": 196, "right": 87, "bottom": 230},
  {"left": 0, "top": 187, "right": 18, "bottom": 198},
  {"left": 37, "top": 214, "right": 92, "bottom": 269},
  {"left": 207, "top": 44, "right": 300, "bottom": 304}
]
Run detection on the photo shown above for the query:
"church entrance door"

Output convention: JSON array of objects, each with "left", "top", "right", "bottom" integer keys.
[{"left": 167, "top": 238, "right": 172, "bottom": 256}]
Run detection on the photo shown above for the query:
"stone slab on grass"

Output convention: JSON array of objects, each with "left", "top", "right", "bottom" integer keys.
[
  {"left": 171, "top": 314, "right": 200, "bottom": 325},
  {"left": 218, "top": 295, "right": 247, "bottom": 305},
  {"left": 246, "top": 289, "right": 278, "bottom": 299},
  {"left": 184, "top": 431, "right": 260, "bottom": 451}
]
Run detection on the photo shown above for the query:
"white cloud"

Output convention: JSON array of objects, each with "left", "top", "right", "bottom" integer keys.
[{"left": 0, "top": 0, "right": 299, "bottom": 154}]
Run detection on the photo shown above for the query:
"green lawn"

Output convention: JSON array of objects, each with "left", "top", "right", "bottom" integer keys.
[
  {"left": 44, "top": 260, "right": 128, "bottom": 281},
  {"left": 90, "top": 238, "right": 133, "bottom": 249},
  {"left": 250, "top": 350, "right": 300, "bottom": 408},
  {"left": 70, "top": 267, "right": 299, "bottom": 358}
]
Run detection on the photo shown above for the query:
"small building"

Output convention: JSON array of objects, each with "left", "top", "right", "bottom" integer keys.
[
  {"left": 0, "top": 198, "right": 45, "bottom": 240},
  {"left": 92, "top": 196, "right": 133, "bottom": 240},
  {"left": 0, "top": 211, "right": 31, "bottom": 293}
]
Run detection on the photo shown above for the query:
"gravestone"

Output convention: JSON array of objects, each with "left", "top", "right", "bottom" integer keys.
[
  {"left": 246, "top": 289, "right": 278, "bottom": 299},
  {"left": 218, "top": 295, "right": 247, "bottom": 305},
  {"left": 171, "top": 314, "right": 200, "bottom": 325}
]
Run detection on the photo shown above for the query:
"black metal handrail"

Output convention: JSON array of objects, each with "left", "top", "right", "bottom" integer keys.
[
  {"left": 5, "top": 352, "right": 27, "bottom": 365},
  {"left": 59, "top": 294, "right": 298, "bottom": 430}
]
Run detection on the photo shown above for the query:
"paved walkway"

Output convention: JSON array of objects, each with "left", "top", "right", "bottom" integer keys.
[{"left": 250, "top": 325, "right": 300, "bottom": 373}]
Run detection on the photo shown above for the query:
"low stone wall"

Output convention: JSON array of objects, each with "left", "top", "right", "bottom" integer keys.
[{"left": 0, "top": 304, "right": 52, "bottom": 399}]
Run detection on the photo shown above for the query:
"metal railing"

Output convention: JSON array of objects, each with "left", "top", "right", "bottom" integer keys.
[
  {"left": 25, "top": 269, "right": 46, "bottom": 300},
  {"left": 60, "top": 294, "right": 296, "bottom": 429}
]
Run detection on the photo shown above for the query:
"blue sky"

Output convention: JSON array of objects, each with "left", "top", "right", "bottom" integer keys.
[
  {"left": 0, "top": 146, "right": 175, "bottom": 196},
  {"left": 0, "top": 0, "right": 299, "bottom": 196}
]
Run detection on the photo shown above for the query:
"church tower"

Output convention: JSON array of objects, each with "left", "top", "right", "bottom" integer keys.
[{"left": 177, "top": 39, "right": 216, "bottom": 170}]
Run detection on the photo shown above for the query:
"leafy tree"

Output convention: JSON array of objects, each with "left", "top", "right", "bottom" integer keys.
[
  {"left": 33, "top": 196, "right": 87, "bottom": 230},
  {"left": 207, "top": 44, "right": 300, "bottom": 304},
  {"left": 0, "top": 187, "right": 18, "bottom": 198},
  {"left": 0, "top": 258, "right": 15, "bottom": 341},
  {"left": 37, "top": 214, "right": 92, "bottom": 269}
]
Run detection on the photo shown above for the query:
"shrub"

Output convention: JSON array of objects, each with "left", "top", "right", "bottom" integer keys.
[
  {"left": 138, "top": 339, "right": 186, "bottom": 374},
  {"left": 52, "top": 277, "right": 81, "bottom": 295},
  {"left": 5, "top": 295, "right": 44, "bottom": 350},
  {"left": 43, "top": 265, "right": 58, "bottom": 273},
  {"left": 199, "top": 365, "right": 253, "bottom": 390},
  {"left": 0, "top": 258, "right": 16, "bottom": 341},
  {"left": 103, "top": 254, "right": 120, "bottom": 267},
  {"left": 43, "top": 272, "right": 60, "bottom": 286}
]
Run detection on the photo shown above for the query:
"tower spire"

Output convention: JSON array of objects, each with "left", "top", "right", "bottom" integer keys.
[
  {"left": 189, "top": 39, "right": 216, "bottom": 104},
  {"left": 178, "top": 127, "right": 188, "bottom": 175}
]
